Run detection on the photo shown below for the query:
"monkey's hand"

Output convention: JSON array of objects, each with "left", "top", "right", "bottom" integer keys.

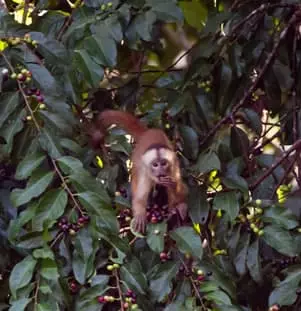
[
  {"left": 133, "top": 211, "right": 147, "bottom": 233},
  {"left": 158, "top": 176, "right": 176, "bottom": 189}
]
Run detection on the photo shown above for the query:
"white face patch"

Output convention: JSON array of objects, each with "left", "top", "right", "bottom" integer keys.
[
  {"left": 142, "top": 148, "right": 174, "bottom": 167},
  {"left": 142, "top": 149, "right": 158, "bottom": 167},
  {"left": 159, "top": 148, "right": 174, "bottom": 162}
]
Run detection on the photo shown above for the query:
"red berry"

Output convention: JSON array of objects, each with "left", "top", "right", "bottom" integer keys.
[
  {"left": 197, "top": 275, "right": 205, "bottom": 282},
  {"left": 78, "top": 216, "right": 85, "bottom": 224},
  {"left": 97, "top": 296, "right": 105, "bottom": 303},
  {"left": 36, "top": 95, "right": 44, "bottom": 102},
  {"left": 61, "top": 224, "right": 69, "bottom": 231},
  {"left": 151, "top": 216, "right": 158, "bottom": 223},
  {"left": 160, "top": 252, "right": 168, "bottom": 260},
  {"left": 83, "top": 215, "right": 90, "bottom": 221},
  {"left": 126, "top": 289, "right": 133, "bottom": 297}
]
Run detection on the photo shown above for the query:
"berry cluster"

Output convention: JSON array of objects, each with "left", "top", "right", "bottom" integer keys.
[
  {"left": 238, "top": 200, "right": 264, "bottom": 236},
  {"left": 57, "top": 215, "right": 90, "bottom": 236},
  {"left": 106, "top": 263, "right": 120, "bottom": 271},
  {"left": 146, "top": 204, "right": 168, "bottom": 224},
  {"left": 5, "top": 33, "right": 37, "bottom": 47},
  {"left": 273, "top": 256, "right": 299, "bottom": 270},
  {"left": 100, "top": 1, "right": 113, "bottom": 11},
  {"left": 198, "top": 79, "right": 212, "bottom": 93},
  {"left": 10, "top": 68, "right": 32, "bottom": 84},
  {"left": 97, "top": 295, "right": 115, "bottom": 303},
  {"left": 97, "top": 289, "right": 139, "bottom": 310},
  {"left": 124, "top": 289, "right": 138, "bottom": 310}
]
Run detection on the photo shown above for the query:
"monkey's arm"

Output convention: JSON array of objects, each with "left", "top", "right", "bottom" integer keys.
[
  {"left": 131, "top": 167, "right": 153, "bottom": 233},
  {"left": 168, "top": 159, "right": 188, "bottom": 220}
]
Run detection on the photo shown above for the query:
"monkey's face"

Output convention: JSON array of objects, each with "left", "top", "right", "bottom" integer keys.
[{"left": 150, "top": 158, "right": 171, "bottom": 180}]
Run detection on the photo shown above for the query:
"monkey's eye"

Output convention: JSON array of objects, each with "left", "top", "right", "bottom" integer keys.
[
  {"left": 152, "top": 162, "right": 158, "bottom": 167},
  {"left": 161, "top": 159, "right": 167, "bottom": 166}
]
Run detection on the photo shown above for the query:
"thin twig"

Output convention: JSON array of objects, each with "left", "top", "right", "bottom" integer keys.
[
  {"left": 177, "top": 254, "right": 206, "bottom": 310},
  {"left": 270, "top": 154, "right": 296, "bottom": 199},
  {"left": 250, "top": 139, "right": 301, "bottom": 190},
  {"left": 52, "top": 159, "right": 83, "bottom": 214},
  {"left": 33, "top": 276, "right": 40, "bottom": 311},
  {"left": 50, "top": 231, "right": 64, "bottom": 248},
  {"left": 113, "top": 269, "right": 125, "bottom": 311}
]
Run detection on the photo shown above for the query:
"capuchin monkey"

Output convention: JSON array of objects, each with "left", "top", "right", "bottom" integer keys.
[{"left": 89, "top": 110, "right": 188, "bottom": 233}]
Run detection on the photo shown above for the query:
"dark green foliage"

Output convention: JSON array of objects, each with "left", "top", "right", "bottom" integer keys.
[{"left": 2, "top": 0, "right": 301, "bottom": 310}]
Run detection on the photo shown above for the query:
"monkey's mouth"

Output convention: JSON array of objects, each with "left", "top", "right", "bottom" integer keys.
[{"left": 158, "top": 176, "right": 176, "bottom": 188}]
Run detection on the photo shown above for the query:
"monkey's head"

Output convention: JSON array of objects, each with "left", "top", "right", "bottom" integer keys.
[{"left": 142, "top": 147, "right": 174, "bottom": 183}]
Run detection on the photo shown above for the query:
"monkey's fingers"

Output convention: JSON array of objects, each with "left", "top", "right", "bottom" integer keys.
[
  {"left": 158, "top": 179, "right": 176, "bottom": 189},
  {"left": 133, "top": 215, "right": 146, "bottom": 234}
]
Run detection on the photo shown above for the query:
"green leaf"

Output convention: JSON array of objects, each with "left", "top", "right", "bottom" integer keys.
[
  {"left": 193, "top": 150, "right": 221, "bottom": 174},
  {"left": 15, "top": 151, "right": 46, "bottom": 180},
  {"left": 0, "top": 92, "right": 20, "bottom": 128},
  {"left": 72, "top": 228, "right": 95, "bottom": 284},
  {"left": 188, "top": 186, "right": 209, "bottom": 225},
  {"left": 148, "top": 0, "right": 183, "bottom": 22},
  {"left": 8, "top": 298, "right": 31, "bottom": 311},
  {"left": 31, "top": 189, "right": 67, "bottom": 231},
  {"left": 78, "top": 191, "right": 117, "bottom": 232},
  {"left": 269, "top": 265, "right": 301, "bottom": 307},
  {"left": 179, "top": 125, "right": 199, "bottom": 160},
  {"left": 25, "top": 62, "right": 58, "bottom": 95},
  {"left": 263, "top": 225, "right": 298, "bottom": 256},
  {"left": 230, "top": 127, "right": 249, "bottom": 158},
  {"left": 246, "top": 239, "right": 262, "bottom": 283},
  {"left": 149, "top": 262, "right": 178, "bottom": 302},
  {"left": 37, "top": 302, "right": 59, "bottom": 311},
  {"left": 213, "top": 191, "right": 239, "bottom": 222},
  {"left": 243, "top": 109, "right": 262, "bottom": 135},
  {"left": 234, "top": 232, "right": 250, "bottom": 276},
  {"left": 73, "top": 49, "right": 104, "bottom": 88},
  {"left": 39, "top": 128, "right": 63, "bottom": 159},
  {"left": 39, "top": 110, "right": 73, "bottom": 135},
  {"left": 40, "top": 258, "right": 59, "bottom": 281},
  {"left": 77, "top": 274, "right": 109, "bottom": 307},
  {"left": 120, "top": 258, "right": 148, "bottom": 295},
  {"left": 57, "top": 156, "right": 84, "bottom": 175},
  {"left": 33, "top": 247, "right": 54, "bottom": 260},
  {"left": 126, "top": 11, "right": 157, "bottom": 42},
  {"left": 0, "top": 108, "right": 26, "bottom": 155},
  {"left": 262, "top": 205, "right": 298, "bottom": 230},
  {"left": 217, "top": 62, "right": 232, "bottom": 113},
  {"left": 146, "top": 222, "right": 167, "bottom": 253},
  {"left": 86, "top": 34, "right": 117, "bottom": 67},
  {"left": 96, "top": 228, "right": 129, "bottom": 261},
  {"left": 30, "top": 31, "right": 68, "bottom": 63},
  {"left": 170, "top": 226, "right": 203, "bottom": 259},
  {"left": 9, "top": 255, "right": 37, "bottom": 298},
  {"left": 205, "top": 289, "right": 232, "bottom": 305},
  {"left": 179, "top": 0, "right": 207, "bottom": 30},
  {"left": 8, "top": 202, "right": 38, "bottom": 242},
  {"left": 11, "top": 169, "right": 55, "bottom": 207}
]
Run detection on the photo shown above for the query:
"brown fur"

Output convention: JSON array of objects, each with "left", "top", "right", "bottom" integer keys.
[{"left": 90, "top": 109, "right": 187, "bottom": 233}]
